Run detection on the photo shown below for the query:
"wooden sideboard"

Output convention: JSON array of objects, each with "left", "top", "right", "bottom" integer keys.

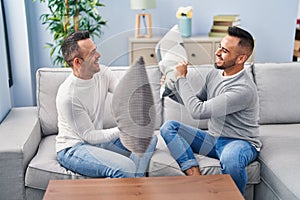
[{"left": 129, "top": 36, "right": 254, "bottom": 66}]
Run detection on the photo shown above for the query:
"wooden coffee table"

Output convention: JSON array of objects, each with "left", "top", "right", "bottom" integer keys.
[{"left": 43, "top": 174, "right": 244, "bottom": 200}]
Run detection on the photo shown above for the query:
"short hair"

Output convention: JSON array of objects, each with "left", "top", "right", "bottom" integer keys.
[
  {"left": 61, "top": 30, "right": 90, "bottom": 67},
  {"left": 228, "top": 26, "right": 254, "bottom": 55}
]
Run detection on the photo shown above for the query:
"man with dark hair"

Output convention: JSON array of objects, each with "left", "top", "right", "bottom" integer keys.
[
  {"left": 56, "top": 30, "right": 157, "bottom": 178},
  {"left": 61, "top": 30, "right": 91, "bottom": 68},
  {"left": 160, "top": 26, "right": 261, "bottom": 194}
]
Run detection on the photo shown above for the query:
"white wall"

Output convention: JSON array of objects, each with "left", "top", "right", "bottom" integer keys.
[
  {"left": 298, "top": 1, "right": 300, "bottom": 18},
  {"left": 28, "top": 0, "right": 299, "bottom": 67},
  {"left": 0, "top": 0, "right": 11, "bottom": 122},
  {"left": 2, "top": 0, "right": 299, "bottom": 107}
]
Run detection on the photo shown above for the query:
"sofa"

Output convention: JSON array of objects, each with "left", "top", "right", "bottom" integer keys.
[{"left": 0, "top": 62, "right": 299, "bottom": 200}]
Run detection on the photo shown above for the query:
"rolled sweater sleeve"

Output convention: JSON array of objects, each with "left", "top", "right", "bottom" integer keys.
[{"left": 175, "top": 76, "right": 252, "bottom": 120}]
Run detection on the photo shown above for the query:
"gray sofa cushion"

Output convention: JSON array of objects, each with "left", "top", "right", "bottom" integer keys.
[
  {"left": 36, "top": 66, "right": 163, "bottom": 136},
  {"left": 253, "top": 63, "right": 300, "bottom": 124},
  {"left": 25, "top": 135, "right": 85, "bottom": 190},
  {"left": 36, "top": 68, "right": 71, "bottom": 136},
  {"left": 258, "top": 124, "right": 300, "bottom": 199},
  {"left": 112, "top": 58, "right": 156, "bottom": 155},
  {"left": 110, "top": 66, "right": 163, "bottom": 130},
  {"left": 26, "top": 132, "right": 260, "bottom": 192}
]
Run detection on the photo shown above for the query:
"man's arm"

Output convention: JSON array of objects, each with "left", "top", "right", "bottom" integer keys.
[
  {"left": 58, "top": 97, "right": 119, "bottom": 144},
  {"left": 175, "top": 78, "right": 252, "bottom": 120},
  {"left": 174, "top": 63, "right": 251, "bottom": 120}
]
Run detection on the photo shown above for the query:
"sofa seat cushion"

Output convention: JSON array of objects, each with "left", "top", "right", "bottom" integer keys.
[
  {"left": 149, "top": 131, "right": 261, "bottom": 184},
  {"left": 26, "top": 132, "right": 260, "bottom": 191},
  {"left": 258, "top": 124, "right": 300, "bottom": 199},
  {"left": 25, "top": 135, "right": 86, "bottom": 190}
]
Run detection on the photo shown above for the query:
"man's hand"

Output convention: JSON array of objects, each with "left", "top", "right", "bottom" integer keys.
[{"left": 175, "top": 61, "right": 188, "bottom": 79}]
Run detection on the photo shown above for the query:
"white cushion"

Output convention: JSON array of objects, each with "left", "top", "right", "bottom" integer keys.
[{"left": 155, "top": 25, "right": 187, "bottom": 97}]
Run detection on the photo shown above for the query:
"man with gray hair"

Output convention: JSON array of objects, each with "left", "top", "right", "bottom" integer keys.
[{"left": 56, "top": 30, "right": 157, "bottom": 178}]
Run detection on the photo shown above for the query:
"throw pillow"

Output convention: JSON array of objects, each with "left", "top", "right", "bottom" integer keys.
[
  {"left": 155, "top": 24, "right": 188, "bottom": 97},
  {"left": 112, "top": 57, "right": 156, "bottom": 156}
]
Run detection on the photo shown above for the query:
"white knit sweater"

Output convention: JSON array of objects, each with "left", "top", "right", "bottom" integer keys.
[{"left": 56, "top": 66, "right": 120, "bottom": 152}]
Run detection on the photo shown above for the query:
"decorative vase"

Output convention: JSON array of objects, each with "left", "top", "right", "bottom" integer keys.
[{"left": 179, "top": 16, "right": 192, "bottom": 37}]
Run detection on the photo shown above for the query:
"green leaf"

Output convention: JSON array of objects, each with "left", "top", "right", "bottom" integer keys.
[{"left": 35, "top": 0, "right": 107, "bottom": 66}]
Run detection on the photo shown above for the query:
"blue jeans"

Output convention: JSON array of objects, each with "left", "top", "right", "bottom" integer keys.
[
  {"left": 57, "top": 135, "right": 158, "bottom": 178},
  {"left": 160, "top": 120, "right": 258, "bottom": 194}
]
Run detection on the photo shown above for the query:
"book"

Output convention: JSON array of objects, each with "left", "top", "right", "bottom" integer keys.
[
  {"left": 213, "top": 14, "right": 240, "bottom": 22},
  {"left": 209, "top": 14, "right": 241, "bottom": 38},
  {"left": 211, "top": 25, "right": 230, "bottom": 31},
  {"left": 213, "top": 20, "right": 240, "bottom": 26},
  {"left": 210, "top": 29, "right": 228, "bottom": 33},
  {"left": 208, "top": 32, "right": 227, "bottom": 38}
]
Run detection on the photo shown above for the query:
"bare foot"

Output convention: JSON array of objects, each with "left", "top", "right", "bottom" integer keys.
[{"left": 184, "top": 166, "right": 201, "bottom": 176}]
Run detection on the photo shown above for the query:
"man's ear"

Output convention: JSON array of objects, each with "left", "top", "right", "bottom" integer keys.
[
  {"left": 74, "top": 57, "right": 82, "bottom": 65},
  {"left": 237, "top": 54, "right": 248, "bottom": 64},
  {"left": 72, "top": 58, "right": 82, "bottom": 73}
]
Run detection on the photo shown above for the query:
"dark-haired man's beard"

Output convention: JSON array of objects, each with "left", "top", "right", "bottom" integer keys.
[{"left": 214, "top": 57, "right": 237, "bottom": 70}]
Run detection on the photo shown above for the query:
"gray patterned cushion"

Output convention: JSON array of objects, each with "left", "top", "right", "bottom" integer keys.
[{"left": 112, "top": 57, "right": 156, "bottom": 155}]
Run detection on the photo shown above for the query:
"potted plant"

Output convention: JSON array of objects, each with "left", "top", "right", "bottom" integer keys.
[{"left": 32, "top": 0, "right": 106, "bottom": 67}]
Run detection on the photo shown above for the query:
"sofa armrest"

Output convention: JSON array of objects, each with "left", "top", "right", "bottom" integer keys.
[{"left": 0, "top": 107, "right": 41, "bottom": 200}]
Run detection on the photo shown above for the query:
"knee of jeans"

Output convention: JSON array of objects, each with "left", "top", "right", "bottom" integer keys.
[
  {"left": 220, "top": 146, "right": 240, "bottom": 167},
  {"left": 220, "top": 151, "right": 250, "bottom": 172},
  {"left": 160, "top": 120, "right": 177, "bottom": 137}
]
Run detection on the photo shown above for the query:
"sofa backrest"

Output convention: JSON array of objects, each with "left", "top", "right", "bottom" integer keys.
[
  {"left": 37, "top": 62, "right": 300, "bottom": 136},
  {"left": 36, "top": 68, "right": 71, "bottom": 136},
  {"left": 253, "top": 62, "right": 300, "bottom": 124},
  {"left": 36, "top": 66, "right": 162, "bottom": 136}
]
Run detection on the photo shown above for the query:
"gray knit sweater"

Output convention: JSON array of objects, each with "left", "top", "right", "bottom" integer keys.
[{"left": 175, "top": 68, "right": 262, "bottom": 150}]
